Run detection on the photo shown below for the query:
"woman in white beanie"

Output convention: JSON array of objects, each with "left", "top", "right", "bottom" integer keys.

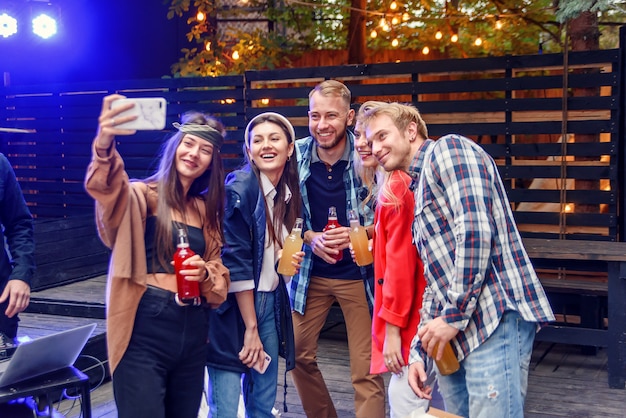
[{"left": 206, "top": 112, "right": 303, "bottom": 417}]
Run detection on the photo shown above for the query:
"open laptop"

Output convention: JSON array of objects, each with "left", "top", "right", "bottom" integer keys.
[{"left": 0, "top": 323, "right": 96, "bottom": 388}]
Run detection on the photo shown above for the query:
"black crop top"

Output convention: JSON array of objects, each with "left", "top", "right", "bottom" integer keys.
[{"left": 144, "top": 216, "right": 206, "bottom": 273}]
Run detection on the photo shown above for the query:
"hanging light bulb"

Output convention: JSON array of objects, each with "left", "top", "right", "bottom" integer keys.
[
  {"left": 232, "top": 50, "right": 240, "bottom": 60},
  {"left": 390, "top": 1, "right": 398, "bottom": 10},
  {"left": 205, "top": 42, "right": 211, "bottom": 51},
  {"left": 474, "top": 37, "right": 483, "bottom": 46},
  {"left": 197, "top": 11, "right": 205, "bottom": 21},
  {"left": 495, "top": 19, "right": 503, "bottom": 30},
  {"left": 402, "top": 12, "right": 409, "bottom": 21},
  {"left": 370, "top": 29, "right": 378, "bottom": 38},
  {"left": 451, "top": 33, "right": 458, "bottom": 43},
  {"left": 392, "top": 17, "right": 399, "bottom": 25},
  {"left": 379, "top": 18, "right": 387, "bottom": 27},
  {"left": 391, "top": 38, "right": 399, "bottom": 47},
  {"left": 383, "top": 23, "right": 391, "bottom": 32},
  {"left": 435, "top": 30, "right": 442, "bottom": 40},
  {"left": 422, "top": 46, "right": 430, "bottom": 55}
]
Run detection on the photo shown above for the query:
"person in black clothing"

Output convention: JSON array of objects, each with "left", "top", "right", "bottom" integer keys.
[{"left": 0, "top": 153, "right": 35, "bottom": 343}]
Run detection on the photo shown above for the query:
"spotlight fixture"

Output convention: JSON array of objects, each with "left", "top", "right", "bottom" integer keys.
[
  {"left": 32, "top": 13, "right": 56, "bottom": 39},
  {"left": 0, "top": 1, "right": 61, "bottom": 40},
  {"left": 0, "top": 13, "right": 18, "bottom": 38}
]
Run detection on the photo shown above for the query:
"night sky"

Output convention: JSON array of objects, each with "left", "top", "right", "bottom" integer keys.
[{"left": 0, "top": 1, "right": 189, "bottom": 86}]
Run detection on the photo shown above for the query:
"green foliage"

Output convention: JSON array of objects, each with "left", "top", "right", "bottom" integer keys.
[
  {"left": 167, "top": 0, "right": 312, "bottom": 76},
  {"left": 554, "top": 0, "right": 613, "bottom": 23},
  {"left": 167, "top": 0, "right": 625, "bottom": 77},
  {"left": 365, "top": 0, "right": 562, "bottom": 57}
]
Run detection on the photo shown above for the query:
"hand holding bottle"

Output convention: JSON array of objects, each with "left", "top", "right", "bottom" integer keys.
[
  {"left": 277, "top": 249, "right": 305, "bottom": 280},
  {"left": 319, "top": 206, "right": 350, "bottom": 263},
  {"left": 174, "top": 254, "right": 207, "bottom": 282},
  {"left": 173, "top": 228, "right": 203, "bottom": 305},
  {"left": 417, "top": 317, "right": 461, "bottom": 375},
  {"left": 308, "top": 229, "right": 349, "bottom": 263}
]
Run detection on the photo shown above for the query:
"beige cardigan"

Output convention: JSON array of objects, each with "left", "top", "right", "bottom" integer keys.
[{"left": 85, "top": 141, "right": 229, "bottom": 373}]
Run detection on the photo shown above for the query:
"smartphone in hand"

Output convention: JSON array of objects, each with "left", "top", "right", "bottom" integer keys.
[
  {"left": 110, "top": 97, "right": 167, "bottom": 130},
  {"left": 253, "top": 351, "right": 272, "bottom": 374}
]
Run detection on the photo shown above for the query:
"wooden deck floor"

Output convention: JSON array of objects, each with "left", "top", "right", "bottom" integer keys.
[{"left": 15, "top": 278, "right": 626, "bottom": 417}]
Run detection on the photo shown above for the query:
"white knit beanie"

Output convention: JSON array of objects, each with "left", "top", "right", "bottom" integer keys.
[{"left": 244, "top": 112, "right": 296, "bottom": 147}]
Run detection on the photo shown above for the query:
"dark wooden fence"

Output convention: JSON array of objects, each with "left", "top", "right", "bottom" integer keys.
[
  {"left": 1, "top": 29, "right": 624, "bottom": 244},
  {"left": 0, "top": 76, "right": 246, "bottom": 217}
]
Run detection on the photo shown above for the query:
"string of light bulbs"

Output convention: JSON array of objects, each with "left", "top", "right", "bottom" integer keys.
[
  {"left": 281, "top": 0, "right": 554, "bottom": 53},
  {"left": 192, "top": 0, "right": 553, "bottom": 61},
  {"left": 285, "top": 0, "right": 554, "bottom": 21}
]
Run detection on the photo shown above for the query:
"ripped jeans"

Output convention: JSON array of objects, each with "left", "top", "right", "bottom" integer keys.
[{"left": 436, "top": 310, "right": 536, "bottom": 418}]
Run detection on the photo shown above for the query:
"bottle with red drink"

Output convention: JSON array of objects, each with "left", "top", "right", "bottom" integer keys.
[
  {"left": 174, "top": 228, "right": 201, "bottom": 305},
  {"left": 323, "top": 206, "right": 343, "bottom": 262}
]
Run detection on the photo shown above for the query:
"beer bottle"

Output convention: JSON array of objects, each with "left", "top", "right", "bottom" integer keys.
[
  {"left": 277, "top": 218, "right": 304, "bottom": 276},
  {"left": 433, "top": 341, "right": 460, "bottom": 375},
  {"left": 323, "top": 206, "right": 343, "bottom": 261},
  {"left": 348, "top": 209, "right": 373, "bottom": 266}
]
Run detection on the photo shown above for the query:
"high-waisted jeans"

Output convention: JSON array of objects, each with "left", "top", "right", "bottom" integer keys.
[{"left": 113, "top": 285, "right": 208, "bottom": 418}]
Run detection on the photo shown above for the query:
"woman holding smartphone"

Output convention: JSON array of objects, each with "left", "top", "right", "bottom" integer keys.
[
  {"left": 206, "top": 112, "right": 302, "bottom": 417},
  {"left": 85, "top": 94, "right": 229, "bottom": 418}
]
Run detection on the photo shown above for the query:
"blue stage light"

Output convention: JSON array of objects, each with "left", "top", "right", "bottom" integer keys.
[
  {"left": 0, "top": 13, "right": 18, "bottom": 38},
  {"left": 32, "top": 13, "right": 56, "bottom": 39}
]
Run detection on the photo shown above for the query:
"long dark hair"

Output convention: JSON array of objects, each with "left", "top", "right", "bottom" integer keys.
[
  {"left": 145, "top": 111, "right": 226, "bottom": 268},
  {"left": 244, "top": 114, "right": 301, "bottom": 247}
]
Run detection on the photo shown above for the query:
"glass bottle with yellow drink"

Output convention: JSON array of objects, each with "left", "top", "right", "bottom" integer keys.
[
  {"left": 277, "top": 217, "right": 304, "bottom": 276},
  {"left": 348, "top": 209, "right": 373, "bottom": 266}
]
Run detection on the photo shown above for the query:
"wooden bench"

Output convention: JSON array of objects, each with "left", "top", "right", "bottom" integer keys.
[
  {"left": 523, "top": 238, "right": 626, "bottom": 389},
  {"left": 26, "top": 215, "right": 109, "bottom": 319}
]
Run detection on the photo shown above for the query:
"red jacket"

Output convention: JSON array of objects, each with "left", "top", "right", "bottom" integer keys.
[{"left": 370, "top": 170, "right": 425, "bottom": 374}]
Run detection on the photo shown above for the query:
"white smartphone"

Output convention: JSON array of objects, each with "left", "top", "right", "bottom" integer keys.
[
  {"left": 110, "top": 97, "right": 167, "bottom": 130},
  {"left": 253, "top": 351, "right": 272, "bottom": 374}
]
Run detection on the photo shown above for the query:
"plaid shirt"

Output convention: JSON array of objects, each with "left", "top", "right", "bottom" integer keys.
[
  {"left": 290, "top": 132, "right": 375, "bottom": 314},
  {"left": 409, "top": 135, "right": 554, "bottom": 364}
]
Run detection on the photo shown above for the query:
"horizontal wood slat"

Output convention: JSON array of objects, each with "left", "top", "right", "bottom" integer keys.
[{"left": 32, "top": 215, "right": 109, "bottom": 291}]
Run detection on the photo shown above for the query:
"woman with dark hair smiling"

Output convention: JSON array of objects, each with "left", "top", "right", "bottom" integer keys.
[
  {"left": 85, "top": 94, "right": 229, "bottom": 418},
  {"left": 206, "top": 112, "right": 302, "bottom": 417}
]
